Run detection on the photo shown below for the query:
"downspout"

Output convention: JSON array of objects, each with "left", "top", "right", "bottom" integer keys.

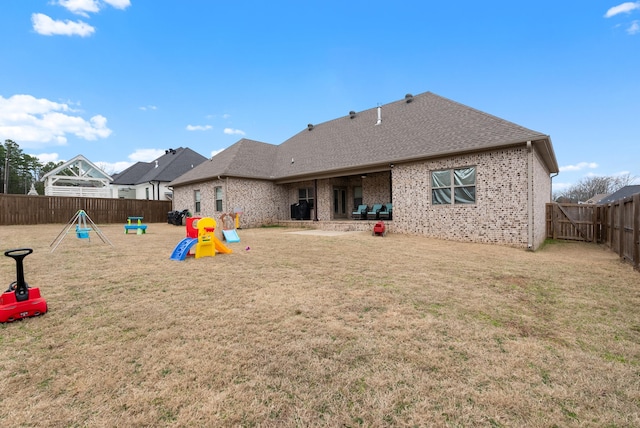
[
  {"left": 550, "top": 172, "right": 559, "bottom": 202},
  {"left": 527, "top": 141, "right": 534, "bottom": 250},
  {"left": 148, "top": 181, "right": 155, "bottom": 200}
]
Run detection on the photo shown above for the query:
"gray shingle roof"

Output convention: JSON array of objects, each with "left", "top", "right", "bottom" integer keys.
[
  {"left": 598, "top": 185, "right": 640, "bottom": 204},
  {"left": 168, "top": 139, "right": 278, "bottom": 186},
  {"left": 169, "top": 91, "right": 558, "bottom": 187},
  {"left": 112, "top": 147, "right": 207, "bottom": 185}
]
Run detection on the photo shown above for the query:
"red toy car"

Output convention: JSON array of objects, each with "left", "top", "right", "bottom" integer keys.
[
  {"left": 372, "top": 221, "right": 387, "bottom": 237},
  {"left": 0, "top": 248, "right": 47, "bottom": 323}
]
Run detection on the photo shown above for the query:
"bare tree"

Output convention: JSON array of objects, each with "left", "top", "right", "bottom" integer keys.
[
  {"left": 554, "top": 173, "right": 638, "bottom": 202},
  {"left": 95, "top": 162, "right": 117, "bottom": 176}
]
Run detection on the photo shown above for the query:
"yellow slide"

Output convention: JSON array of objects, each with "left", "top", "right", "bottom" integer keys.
[{"left": 213, "top": 236, "right": 233, "bottom": 254}]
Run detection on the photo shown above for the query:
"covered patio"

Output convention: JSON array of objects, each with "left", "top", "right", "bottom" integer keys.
[{"left": 277, "top": 218, "right": 393, "bottom": 234}]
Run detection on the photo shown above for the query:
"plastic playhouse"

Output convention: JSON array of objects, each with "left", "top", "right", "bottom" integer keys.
[
  {"left": 219, "top": 212, "right": 241, "bottom": 243},
  {"left": 170, "top": 217, "right": 233, "bottom": 261},
  {"left": 0, "top": 248, "right": 48, "bottom": 323}
]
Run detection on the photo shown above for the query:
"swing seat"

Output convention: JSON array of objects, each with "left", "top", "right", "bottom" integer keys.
[{"left": 76, "top": 227, "right": 91, "bottom": 239}]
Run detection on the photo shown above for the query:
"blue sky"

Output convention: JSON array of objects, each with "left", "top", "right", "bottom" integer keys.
[{"left": 1, "top": 1, "right": 638, "bottom": 192}]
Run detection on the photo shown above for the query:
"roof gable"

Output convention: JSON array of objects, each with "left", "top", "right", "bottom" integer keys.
[
  {"left": 169, "top": 139, "right": 277, "bottom": 186},
  {"left": 112, "top": 147, "right": 207, "bottom": 185},
  {"left": 42, "top": 154, "right": 112, "bottom": 183}
]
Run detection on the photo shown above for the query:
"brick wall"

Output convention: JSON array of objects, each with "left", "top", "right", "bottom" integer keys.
[
  {"left": 363, "top": 172, "right": 391, "bottom": 209},
  {"left": 172, "top": 145, "right": 551, "bottom": 247},
  {"left": 391, "top": 148, "right": 535, "bottom": 247},
  {"left": 172, "top": 178, "right": 287, "bottom": 228},
  {"left": 532, "top": 147, "right": 552, "bottom": 249}
]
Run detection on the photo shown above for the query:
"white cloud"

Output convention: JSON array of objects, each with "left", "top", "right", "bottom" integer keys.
[
  {"left": 128, "top": 149, "right": 166, "bottom": 162},
  {"left": 139, "top": 105, "right": 157, "bottom": 111},
  {"left": 224, "top": 128, "right": 246, "bottom": 136},
  {"left": 0, "top": 94, "right": 111, "bottom": 148},
  {"left": 101, "top": 160, "right": 133, "bottom": 174},
  {"left": 604, "top": 2, "right": 640, "bottom": 18},
  {"left": 552, "top": 181, "right": 572, "bottom": 192},
  {"left": 57, "top": 0, "right": 131, "bottom": 16},
  {"left": 559, "top": 162, "right": 598, "bottom": 172},
  {"left": 57, "top": 0, "right": 100, "bottom": 17},
  {"left": 186, "top": 124, "right": 213, "bottom": 131},
  {"left": 35, "top": 1, "right": 131, "bottom": 35},
  {"left": 31, "top": 13, "right": 95, "bottom": 37},
  {"left": 210, "top": 149, "right": 224, "bottom": 158},
  {"left": 102, "top": 0, "right": 131, "bottom": 10},
  {"left": 33, "top": 153, "right": 61, "bottom": 163},
  {"left": 627, "top": 20, "right": 640, "bottom": 34},
  {"left": 98, "top": 146, "right": 165, "bottom": 174}
]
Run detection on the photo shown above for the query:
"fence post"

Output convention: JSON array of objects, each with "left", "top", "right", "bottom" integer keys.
[
  {"left": 552, "top": 203, "right": 557, "bottom": 240},
  {"left": 591, "top": 205, "right": 600, "bottom": 244},
  {"left": 610, "top": 203, "right": 615, "bottom": 250},
  {"left": 618, "top": 201, "right": 625, "bottom": 261},
  {"left": 634, "top": 194, "right": 640, "bottom": 270}
]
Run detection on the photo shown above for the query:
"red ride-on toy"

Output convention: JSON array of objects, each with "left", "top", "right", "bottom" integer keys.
[
  {"left": 372, "top": 221, "right": 387, "bottom": 237},
  {"left": 0, "top": 249, "right": 47, "bottom": 323}
]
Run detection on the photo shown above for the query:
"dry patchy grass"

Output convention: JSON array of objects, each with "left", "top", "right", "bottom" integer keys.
[{"left": 1, "top": 223, "right": 639, "bottom": 427}]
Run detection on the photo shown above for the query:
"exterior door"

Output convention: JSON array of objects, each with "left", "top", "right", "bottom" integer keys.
[{"left": 333, "top": 188, "right": 347, "bottom": 219}]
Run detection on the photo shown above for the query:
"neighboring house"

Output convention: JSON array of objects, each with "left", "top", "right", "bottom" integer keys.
[
  {"left": 169, "top": 92, "right": 559, "bottom": 250},
  {"left": 111, "top": 147, "right": 207, "bottom": 200},
  {"left": 584, "top": 193, "right": 610, "bottom": 204},
  {"left": 555, "top": 196, "right": 573, "bottom": 204},
  {"left": 597, "top": 185, "right": 640, "bottom": 205},
  {"left": 42, "top": 154, "right": 112, "bottom": 198}
]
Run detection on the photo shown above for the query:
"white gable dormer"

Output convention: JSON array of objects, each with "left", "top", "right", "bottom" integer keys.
[{"left": 42, "top": 154, "right": 113, "bottom": 198}]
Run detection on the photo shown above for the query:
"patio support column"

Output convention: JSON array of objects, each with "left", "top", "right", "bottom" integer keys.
[
  {"left": 313, "top": 179, "right": 319, "bottom": 221},
  {"left": 527, "top": 141, "right": 534, "bottom": 250},
  {"left": 389, "top": 165, "right": 393, "bottom": 202}
]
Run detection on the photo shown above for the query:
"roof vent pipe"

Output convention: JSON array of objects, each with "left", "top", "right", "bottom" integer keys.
[
  {"left": 349, "top": 110, "right": 356, "bottom": 119},
  {"left": 307, "top": 123, "right": 314, "bottom": 131},
  {"left": 405, "top": 93, "right": 414, "bottom": 103},
  {"left": 375, "top": 106, "right": 382, "bottom": 125},
  {"left": 155, "top": 160, "right": 158, "bottom": 168}
]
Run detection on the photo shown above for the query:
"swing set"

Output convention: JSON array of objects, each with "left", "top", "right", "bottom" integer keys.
[{"left": 50, "top": 210, "right": 114, "bottom": 252}]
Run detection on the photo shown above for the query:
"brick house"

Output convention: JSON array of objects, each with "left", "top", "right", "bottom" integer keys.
[{"left": 169, "top": 92, "right": 559, "bottom": 250}]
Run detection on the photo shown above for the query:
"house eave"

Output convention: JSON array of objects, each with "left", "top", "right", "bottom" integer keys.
[
  {"left": 170, "top": 136, "right": 558, "bottom": 187},
  {"left": 274, "top": 138, "right": 556, "bottom": 184}
]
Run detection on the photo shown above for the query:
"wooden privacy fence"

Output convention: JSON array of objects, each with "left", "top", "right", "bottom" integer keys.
[
  {"left": 546, "top": 194, "right": 640, "bottom": 270},
  {"left": 546, "top": 203, "right": 600, "bottom": 242},
  {"left": 0, "top": 194, "right": 173, "bottom": 225}
]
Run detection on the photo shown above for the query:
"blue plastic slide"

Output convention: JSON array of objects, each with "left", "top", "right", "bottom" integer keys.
[
  {"left": 170, "top": 237, "right": 198, "bottom": 261},
  {"left": 222, "top": 229, "right": 240, "bottom": 243}
]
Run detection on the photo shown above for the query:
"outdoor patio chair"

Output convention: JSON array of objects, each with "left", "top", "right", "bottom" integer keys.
[
  {"left": 367, "top": 203, "right": 383, "bottom": 220},
  {"left": 351, "top": 204, "right": 368, "bottom": 220},
  {"left": 378, "top": 203, "right": 392, "bottom": 220}
]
